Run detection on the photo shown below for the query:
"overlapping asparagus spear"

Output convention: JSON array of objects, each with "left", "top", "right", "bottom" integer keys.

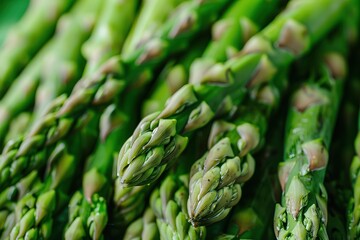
[
  {"left": 61, "top": 1, "right": 139, "bottom": 239},
  {"left": 0, "top": 0, "right": 74, "bottom": 97},
  {"left": 273, "top": 36, "right": 348, "bottom": 238},
  {"left": 7, "top": 141, "right": 81, "bottom": 239},
  {"left": 65, "top": 0, "right": 178, "bottom": 235},
  {"left": 0, "top": 170, "right": 42, "bottom": 238},
  {"left": 117, "top": 0, "right": 348, "bottom": 187},
  {"left": 0, "top": 0, "right": 135, "bottom": 235},
  {"left": 5, "top": 106, "right": 100, "bottom": 239},
  {"left": 0, "top": 0, "right": 103, "bottom": 145},
  {"left": 348, "top": 112, "right": 360, "bottom": 239},
  {"left": 142, "top": 0, "right": 280, "bottom": 117},
  {"left": 0, "top": 0, "right": 230, "bottom": 192},
  {"left": 112, "top": 0, "right": 281, "bottom": 228}
]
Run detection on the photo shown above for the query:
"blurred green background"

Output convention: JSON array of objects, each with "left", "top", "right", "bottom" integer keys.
[{"left": 0, "top": 0, "right": 30, "bottom": 45}]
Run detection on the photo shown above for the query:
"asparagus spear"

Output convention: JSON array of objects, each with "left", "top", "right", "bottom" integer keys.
[
  {"left": 274, "top": 37, "right": 348, "bottom": 238},
  {"left": 151, "top": 174, "right": 206, "bottom": 240},
  {"left": 0, "top": 0, "right": 74, "bottom": 97},
  {"left": 81, "top": 0, "right": 139, "bottom": 76},
  {"left": 33, "top": 0, "right": 105, "bottom": 119},
  {"left": 323, "top": 101, "right": 355, "bottom": 240},
  {"left": 123, "top": 207, "right": 160, "bottom": 240},
  {"left": 0, "top": 0, "right": 103, "bottom": 145},
  {"left": 348, "top": 112, "right": 360, "bottom": 239},
  {"left": 117, "top": 0, "right": 348, "bottom": 187},
  {"left": 345, "top": 2, "right": 360, "bottom": 238},
  {"left": 4, "top": 112, "right": 32, "bottom": 144},
  {"left": 0, "top": 0, "right": 230, "bottom": 192},
  {"left": 187, "top": 84, "right": 285, "bottom": 226},
  {"left": 141, "top": 42, "right": 207, "bottom": 117},
  {"left": 122, "top": 0, "right": 186, "bottom": 57},
  {"left": 110, "top": 11, "right": 178, "bottom": 233}
]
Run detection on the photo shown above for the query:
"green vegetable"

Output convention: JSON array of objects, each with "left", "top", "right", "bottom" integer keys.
[{"left": 274, "top": 37, "right": 348, "bottom": 239}]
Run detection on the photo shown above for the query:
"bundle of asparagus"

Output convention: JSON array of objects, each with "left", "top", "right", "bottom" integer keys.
[{"left": 0, "top": 0, "right": 358, "bottom": 239}]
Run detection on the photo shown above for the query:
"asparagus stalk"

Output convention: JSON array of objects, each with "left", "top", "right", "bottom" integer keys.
[
  {"left": 142, "top": 40, "right": 207, "bottom": 118},
  {"left": 142, "top": 0, "right": 268, "bottom": 116},
  {"left": 0, "top": 0, "right": 74, "bottom": 97},
  {"left": 128, "top": 0, "right": 190, "bottom": 116},
  {"left": 33, "top": 0, "right": 105, "bottom": 119},
  {"left": 117, "top": 0, "right": 348, "bottom": 187},
  {"left": 81, "top": 0, "right": 139, "bottom": 76},
  {"left": 122, "top": 0, "right": 186, "bottom": 57},
  {"left": 0, "top": 0, "right": 103, "bottom": 145},
  {"left": 348, "top": 112, "right": 360, "bottom": 239},
  {"left": 4, "top": 112, "right": 32, "bottom": 144},
  {"left": 0, "top": 0, "right": 230, "bottom": 192},
  {"left": 274, "top": 37, "right": 348, "bottom": 238},
  {"left": 123, "top": 207, "right": 160, "bottom": 240},
  {"left": 187, "top": 86, "right": 285, "bottom": 226}
]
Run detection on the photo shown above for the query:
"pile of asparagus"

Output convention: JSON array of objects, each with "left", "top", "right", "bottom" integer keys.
[{"left": 0, "top": 0, "right": 359, "bottom": 239}]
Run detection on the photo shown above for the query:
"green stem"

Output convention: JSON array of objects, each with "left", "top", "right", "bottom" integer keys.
[
  {"left": 274, "top": 34, "right": 348, "bottom": 239},
  {"left": 122, "top": 0, "right": 186, "bottom": 57},
  {"left": 82, "top": 0, "right": 139, "bottom": 76}
]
